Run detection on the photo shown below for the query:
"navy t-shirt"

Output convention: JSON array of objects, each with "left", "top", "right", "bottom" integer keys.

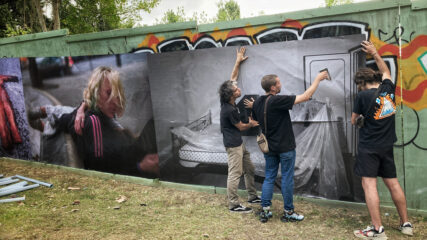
[
  {"left": 353, "top": 79, "right": 397, "bottom": 148},
  {"left": 220, "top": 102, "right": 243, "bottom": 148},
  {"left": 252, "top": 94, "right": 296, "bottom": 153}
]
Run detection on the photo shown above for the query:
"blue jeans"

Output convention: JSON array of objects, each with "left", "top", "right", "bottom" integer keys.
[{"left": 261, "top": 150, "right": 296, "bottom": 211}]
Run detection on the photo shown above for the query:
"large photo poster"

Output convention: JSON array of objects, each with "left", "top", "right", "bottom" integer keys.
[
  {"left": 8, "top": 34, "right": 372, "bottom": 201},
  {"left": 22, "top": 53, "right": 159, "bottom": 178},
  {"left": 148, "top": 34, "right": 365, "bottom": 201}
]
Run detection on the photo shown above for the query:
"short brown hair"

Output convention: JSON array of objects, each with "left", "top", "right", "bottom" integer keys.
[
  {"left": 354, "top": 68, "right": 382, "bottom": 87},
  {"left": 261, "top": 74, "right": 278, "bottom": 92}
]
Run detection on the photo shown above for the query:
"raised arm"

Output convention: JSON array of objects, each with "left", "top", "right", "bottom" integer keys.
[
  {"left": 230, "top": 47, "right": 248, "bottom": 82},
  {"left": 361, "top": 41, "right": 391, "bottom": 80},
  {"left": 294, "top": 71, "right": 328, "bottom": 104}
]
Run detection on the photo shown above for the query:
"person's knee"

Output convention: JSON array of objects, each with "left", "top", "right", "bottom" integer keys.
[
  {"left": 263, "top": 175, "right": 277, "bottom": 184},
  {"left": 384, "top": 178, "right": 403, "bottom": 192},
  {"left": 362, "top": 177, "right": 377, "bottom": 190}
]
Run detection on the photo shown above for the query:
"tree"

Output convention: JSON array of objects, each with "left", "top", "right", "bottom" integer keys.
[
  {"left": 0, "top": 0, "right": 40, "bottom": 38},
  {"left": 324, "top": 0, "right": 353, "bottom": 7},
  {"left": 216, "top": 0, "right": 240, "bottom": 22},
  {"left": 156, "top": 6, "right": 187, "bottom": 24},
  {"left": 60, "top": 0, "right": 160, "bottom": 34},
  {"left": 189, "top": 11, "right": 210, "bottom": 25},
  {"left": 52, "top": 0, "right": 61, "bottom": 30},
  {"left": 156, "top": 6, "right": 209, "bottom": 25},
  {"left": 0, "top": 0, "right": 160, "bottom": 37}
]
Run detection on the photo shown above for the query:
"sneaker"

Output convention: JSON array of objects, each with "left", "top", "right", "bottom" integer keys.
[
  {"left": 354, "top": 226, "right": 388, "bottom": 239},
  {"left": 259, "top": 207, "right": 273, "bottom": 223},
  {"left": 281, "top": 210, "right": 304, "bottom": 222},
  {"left": 229, "top": 205, "right": 252, "bottom": 213},
  {"left": 248, "top": 196, "right": 261, "bottom": 204},
  {"left": 399, "top": 222, "right": 413, "bottom": 236}
]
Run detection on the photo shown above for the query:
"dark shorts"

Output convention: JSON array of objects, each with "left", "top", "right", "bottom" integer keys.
[{"left": 354, "top": 146, "right": 397, "bottom": 178}]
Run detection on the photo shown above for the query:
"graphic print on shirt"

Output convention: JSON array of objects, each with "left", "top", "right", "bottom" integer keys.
[{"left": 374, "top": 92, "right": 396, "bottom": 120}]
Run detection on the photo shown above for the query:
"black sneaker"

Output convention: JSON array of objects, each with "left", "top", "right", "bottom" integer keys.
[
  {"left": 247, "top": 196, "right": 261, "bottom": 204},
  {"left": 229, "top": 205, "right": 252, "bottom": 213},
  {"left": 280, "top": 210, "right": 304, "bottom": 222},
  {"left": 259, "top": 207, "right": 273, "bottom": 223}
]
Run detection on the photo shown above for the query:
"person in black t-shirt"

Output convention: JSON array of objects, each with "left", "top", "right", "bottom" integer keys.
[
  {"left": 352, "top": 41, "right": 413, "bottom": 238},
  {"left": 250, "top": 71, "right": 328, "bottom": 223},
  {"left": 219, "top": 47, "right": 260, "bottom": 213}
]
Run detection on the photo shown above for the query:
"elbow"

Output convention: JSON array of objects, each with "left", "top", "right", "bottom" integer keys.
[{"left": 295, "top": 94, "right": 310, "bottom": 104}]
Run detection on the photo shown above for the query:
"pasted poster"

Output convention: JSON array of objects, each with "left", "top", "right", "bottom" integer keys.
[
  {"left": 0, "top": 58, "right": 31, "bottom": 159},
  {"left": 22, "top": 53, "right": 159, "bottom": 178},
  {"left": 148, "top": 34, "right": 366, "bottom": 201}
]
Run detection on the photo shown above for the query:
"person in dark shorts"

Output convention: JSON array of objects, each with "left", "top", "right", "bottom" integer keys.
[
  {"left": 219, "top": 47, "right": 260, "bottom": 213},
  {"left": 352, "top": 41, "right": 413, "bottom": 239}
]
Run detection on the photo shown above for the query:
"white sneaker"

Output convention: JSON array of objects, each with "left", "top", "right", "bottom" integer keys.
[
  {"left": 354, "top": 225, "right": 388, "bottom": 239},
  {"left": 399, "top": 222, "right": 413, "bottom": 236}
]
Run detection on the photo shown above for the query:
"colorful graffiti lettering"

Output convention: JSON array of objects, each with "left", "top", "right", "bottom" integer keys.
[{"left": 134, "top": 19, "right": 427, "bottom": 113}]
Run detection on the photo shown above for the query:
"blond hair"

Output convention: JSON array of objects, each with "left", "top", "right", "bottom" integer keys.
[{"left": 83, "top": 66, "right": 126, "bottom": 117}]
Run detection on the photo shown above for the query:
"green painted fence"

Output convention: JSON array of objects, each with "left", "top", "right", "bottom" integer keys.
[{"left": 1, "top": 0, "right": 426, "bottom": 211}]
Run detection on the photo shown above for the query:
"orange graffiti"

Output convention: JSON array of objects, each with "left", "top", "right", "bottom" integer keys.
[
  {"left": 396, "top": 80, "right": 427, "bottom": 103},
  {"left": 226, "top": 28, "right": 248, "bottom": 38},
  {"left": 148, "top": 35, "right": 160, "bottom": 47},
  {"left": 281, "top": 19, "right": 303, "bottom": 29},
  {"left": 192, "top": 33, "right": 205, "bottom": 42},
  {"left": 378, "top": 35, "right": 427, "bottom": 59}
]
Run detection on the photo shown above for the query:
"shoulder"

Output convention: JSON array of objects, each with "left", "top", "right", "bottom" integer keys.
[
  {"left": 270, "top": 95, "right": 296, "bottom": 104},
  {"left": 381, "top": 79, "right": 395, "bottom": 89},
  {"left": 223, "top": 103, "right": 236, "bottom": 112},
  {"left": 84, "top": 112, "right": 103, "bottom": 129}
]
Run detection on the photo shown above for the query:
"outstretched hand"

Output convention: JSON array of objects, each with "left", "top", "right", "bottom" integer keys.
[
  {"left": 244, "top": 97, "right": 255, "bottom": 108},
  {"left": 236, "top": 47, "right": 248, "bottom": 63},
  {"left": 361, "top": 41, "right": 378, "bottom": 57},
  {"left": 74, "top": 102, "right": 86, "bottom": 135},
  {"left": 316, "top": 71, "right": 329, "bottom": 81},
  {"left": 248, "top": 117, "right": 259, "bottom": 127}
]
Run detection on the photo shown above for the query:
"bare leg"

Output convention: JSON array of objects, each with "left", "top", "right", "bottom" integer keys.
[
  {"left": 382, "top": 178, "right": 408, "bottom": 224},
  {"left": 362, "top": 177, "right": 382, "bottom": 230}
]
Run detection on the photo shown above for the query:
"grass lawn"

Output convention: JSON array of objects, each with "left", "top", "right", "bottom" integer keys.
[{"left": 0, "top": 158, "right": 426, "bottom": 239}]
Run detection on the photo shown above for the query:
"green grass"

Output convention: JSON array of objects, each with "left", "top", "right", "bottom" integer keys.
[{"left": 0, "top": 158, "right": 426, "bottom": 239}]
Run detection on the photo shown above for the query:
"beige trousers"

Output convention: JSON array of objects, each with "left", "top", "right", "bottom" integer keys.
[{"left": 226, "top": 143, "right": 257, "bottom": 209}]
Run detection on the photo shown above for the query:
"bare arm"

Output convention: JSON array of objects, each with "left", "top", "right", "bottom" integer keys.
[
  {"left": 230, "top": 47, "right": 248, "bottom": 82},
  {"left": 234, "top": 117, "right": 258, "bottom": 131},
  {"left": 74, "top": 101, "right": 87, "bottom": 135},
  {"left": 361, "top": 41, "right": 391, "bottom": 80},
  {"left": 351, "top": 112, "right": 360, "bottom": 125},
  {"left": 294, "top": 71, "right": 328, "bottom": 104}
]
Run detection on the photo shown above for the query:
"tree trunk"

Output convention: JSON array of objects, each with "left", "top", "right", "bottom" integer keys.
[
  {"left": 52, "top": 0, "right": 61, "bottom": 30},
  {"left": 32, "top": 0, "right": 47, "bottom": 32}
]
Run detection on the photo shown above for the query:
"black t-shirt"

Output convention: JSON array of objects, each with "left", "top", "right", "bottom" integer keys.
[
  {"left": 353, "top": 79, "right": 397, "bottom": 148},
  {"left": 252, "top": 94, "right": 296, "bottom": 153},
  {"left": 220, "top": 102, "right": 243, "bottom": 148}
]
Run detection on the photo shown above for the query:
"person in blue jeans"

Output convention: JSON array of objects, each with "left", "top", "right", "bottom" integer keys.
[{"left": 250, "top": 71, "right": 328, "bottom": 223}]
